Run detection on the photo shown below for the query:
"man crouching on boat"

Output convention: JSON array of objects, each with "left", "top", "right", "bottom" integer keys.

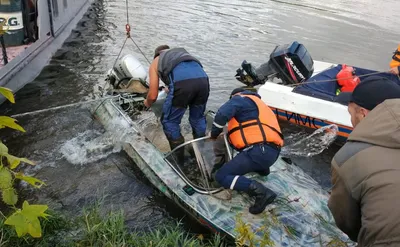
[
  {"left": 209, "top": 88, "right": 284, "bottom": 215},
  {"left": 144, "top": 45, "right": 210, "bottom": 158},
  {"left": 330, "top": 77, "right": 400, "bottom": 246}
]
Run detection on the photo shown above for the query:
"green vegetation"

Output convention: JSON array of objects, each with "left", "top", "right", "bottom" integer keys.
[
  {"left": 75, "top": 203, "right": 224, "bottom": 247},
  {"left": 0, "top": 201, "right": 225, "bottom": 247},
  {"left": 0, "top": 87, "right": 49, "bottom": 239}
]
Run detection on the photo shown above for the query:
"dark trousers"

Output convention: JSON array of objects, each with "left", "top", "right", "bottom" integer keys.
[
  {"left": 161, "top": 61, "right": 210, "bottom": 141},
  {"left": 214, "top": 137, "right": 280, "bottom": 192},
  {"left": 162, "top": 103, "right": 207, "bottom": 141}
]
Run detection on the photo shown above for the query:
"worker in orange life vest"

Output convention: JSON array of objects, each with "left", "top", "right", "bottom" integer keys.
[
  {"left": 389, "top": 44, "right": 400, "bottom": 75},
  {"left": 209, "top": 88, "right": 284, "bottom": 214}
]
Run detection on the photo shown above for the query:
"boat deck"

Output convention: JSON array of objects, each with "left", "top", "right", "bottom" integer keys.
[{"left": 0, "top": 44, "right": 31, "bottom": 68}]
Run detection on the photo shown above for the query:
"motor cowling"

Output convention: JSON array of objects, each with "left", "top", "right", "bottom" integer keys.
[
  {"left": 235, "top": 41, "right": 314, "bottom": 86},
  {"left": 103, "top": 54, "right": 152, "bottom": 100},
  {"left": 113, "top": 54, "right": 147, "bottom": 82}
]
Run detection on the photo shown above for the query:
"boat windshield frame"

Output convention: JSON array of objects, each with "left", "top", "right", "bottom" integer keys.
[
  {"left": 108, "top": 98, "right": 231, "bottom": 195},
  {"left": 164, "top": 136, "right": 231, "bottom": 195}
]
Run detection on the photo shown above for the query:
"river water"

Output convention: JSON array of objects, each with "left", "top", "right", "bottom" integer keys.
[{"left": 0, "top": 0, "right": 399, "bottom": 234}]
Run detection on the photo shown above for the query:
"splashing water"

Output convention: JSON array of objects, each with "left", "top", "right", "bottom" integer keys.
[
  {"left": 281, "top": 124, "right": 339, "bottom": 158},
  {"left": 59, "top": 129, "right": 121, "bottom": 165},
  {"left": 59, "top": 118, "right": 138, "bottom": 165},
  {"left": 135, "top": 111, "right": 159, "bottom": 130}
]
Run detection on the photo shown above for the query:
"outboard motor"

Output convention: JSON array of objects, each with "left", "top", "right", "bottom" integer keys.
[
  {"left": 106, "top": 54, "right": 149, "bottom": 92},
  {"left": 235, "top": 41, "right": 314, "bottom": 86},
  {"left": 105, "top": 54, "right": 168, "bottom": 118}
]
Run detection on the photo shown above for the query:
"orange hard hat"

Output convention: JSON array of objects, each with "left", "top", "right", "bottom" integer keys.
[{"left": 336, "top": 64, "right": 361, "bottom": 92}]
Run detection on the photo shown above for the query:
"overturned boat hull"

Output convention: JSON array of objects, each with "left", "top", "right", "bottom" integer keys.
[{"left": 92, "top": 96, "right": 355, "bottom": 246}]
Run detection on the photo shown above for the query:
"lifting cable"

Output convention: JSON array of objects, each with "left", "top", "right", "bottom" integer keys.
[
  {"left": 113, "top": 0, "right": 151, "bottom": 68},
  {"left": 288, "top": 70, "right": 394, "bottom": 87},
  {"left": 210, "top": 70, "right": 397, "bottom": 87}
]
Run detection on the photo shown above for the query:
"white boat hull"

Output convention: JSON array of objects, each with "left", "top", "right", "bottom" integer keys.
[
  {"left": 257, "top": 61, "right": 353, "bottom": 142},
  {"left": 0, "top": 0, "right": 93, "bottom": 103}
]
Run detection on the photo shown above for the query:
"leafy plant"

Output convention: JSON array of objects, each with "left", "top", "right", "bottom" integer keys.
[
  {"left": 0, "top": 87, "right": 49, "bottom": 238},
  {"left": 0, "top": 18, "right": 10, "bottom": 36},
  {"left": 4, "top": 201, "right": 49, "bottom": 238},
  {"left": 234, "top": 213, "right": 274, "bottom": 247},
  {"left": 0, "top": 209, "right": 73, "bottom": 247}
]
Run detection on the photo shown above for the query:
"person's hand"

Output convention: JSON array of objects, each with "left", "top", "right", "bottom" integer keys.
[
  {"left": 389, "top": 66, "right": 399, "bottom": 75},
  {"left": 144, "top": 99, "right": 151, "bottom": 108}
]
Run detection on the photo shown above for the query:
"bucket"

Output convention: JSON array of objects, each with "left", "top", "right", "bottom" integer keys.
[{"left": 0, "top": 0, "right": 25, "bottom": 47}]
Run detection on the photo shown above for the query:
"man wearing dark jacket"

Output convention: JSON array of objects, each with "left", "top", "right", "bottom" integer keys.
[
  {"left": 332, "top": 76, "right": 400, "bottom": 246},
  {"left": 210, "top": 88, "right": 284, "bottom": 214}
]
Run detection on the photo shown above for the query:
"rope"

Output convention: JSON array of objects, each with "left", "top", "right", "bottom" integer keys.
[
  {"left": 125, "top": 0, "right": 129, "bottom": 27},
  {"left": 289, "top": 70, "right": 391, "bottom": 87},
  {"left": 0, "top": 35, "right": 8, "bottom": 65},
  {"left": 130, "top": 37, "right": 151, "bottom": 64},
  {"left": 112, "top": 37, "right": 128, "bottom": 68},
  {"left": 11, "top": 95, "right": 120, "bottom": 118},
  {"left": 206, "top": 70, "right": 394, "bottom": 87},
  {"left": 111, "top": 0, "right": 152, "bottom": 67}
]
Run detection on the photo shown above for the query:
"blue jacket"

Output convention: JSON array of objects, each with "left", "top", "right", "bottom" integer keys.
[{"left": 211, "top": 91, "right": 262, "bottom": 138}]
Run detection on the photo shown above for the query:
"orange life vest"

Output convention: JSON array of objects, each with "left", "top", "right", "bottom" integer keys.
[
  {"left": 336, "top": 64, "right": 360, "bottom": 93},
  {"left": 390, "top": 44, "right": 400, "bottom": 68},
  {"left": 227, "top": 94, "right": 284, "bottom": 150}
]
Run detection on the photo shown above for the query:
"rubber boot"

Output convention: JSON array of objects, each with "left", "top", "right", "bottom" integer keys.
[
  {"left": 247, "top": 181, "right": 277, "bottom": 215},
  {"left": 256, "top": 167, "right": 270, "bottom": 177},
  {"left": 168, "top": 136, "right": 185, "bottom": 166}
]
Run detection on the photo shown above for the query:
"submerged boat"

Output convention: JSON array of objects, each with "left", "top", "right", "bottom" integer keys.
[
  {"left": 91, "top": 55, "right": 355, "bottom": 246},
  {"left": 235, "top": 41, "right": 400, "bottom": 143},
  {"left": 0, "top": 0, "right": 93, "bottom": 103}
]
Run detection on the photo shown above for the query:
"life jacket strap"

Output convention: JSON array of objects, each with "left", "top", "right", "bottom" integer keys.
[
  {"left": 238, "top": 122, "right": 249, "bottom": 147},
  {"left": 392, "top": 54, "right": 400, "bottom": 62},
  {"left": 392, "top": 49, "right": 400, "bottom": 62}
]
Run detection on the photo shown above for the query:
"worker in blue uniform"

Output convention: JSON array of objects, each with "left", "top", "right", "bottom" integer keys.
[
  {"left": 144, "top": 45, "right": 210, "bottom": 162},
  {"left": 210, "top": 88, "right": 284, "bottom": 214}
]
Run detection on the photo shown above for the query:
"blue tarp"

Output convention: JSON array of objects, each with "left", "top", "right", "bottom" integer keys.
[{"left": 292, "top": 64, "right": 400, "bottom": 102}]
